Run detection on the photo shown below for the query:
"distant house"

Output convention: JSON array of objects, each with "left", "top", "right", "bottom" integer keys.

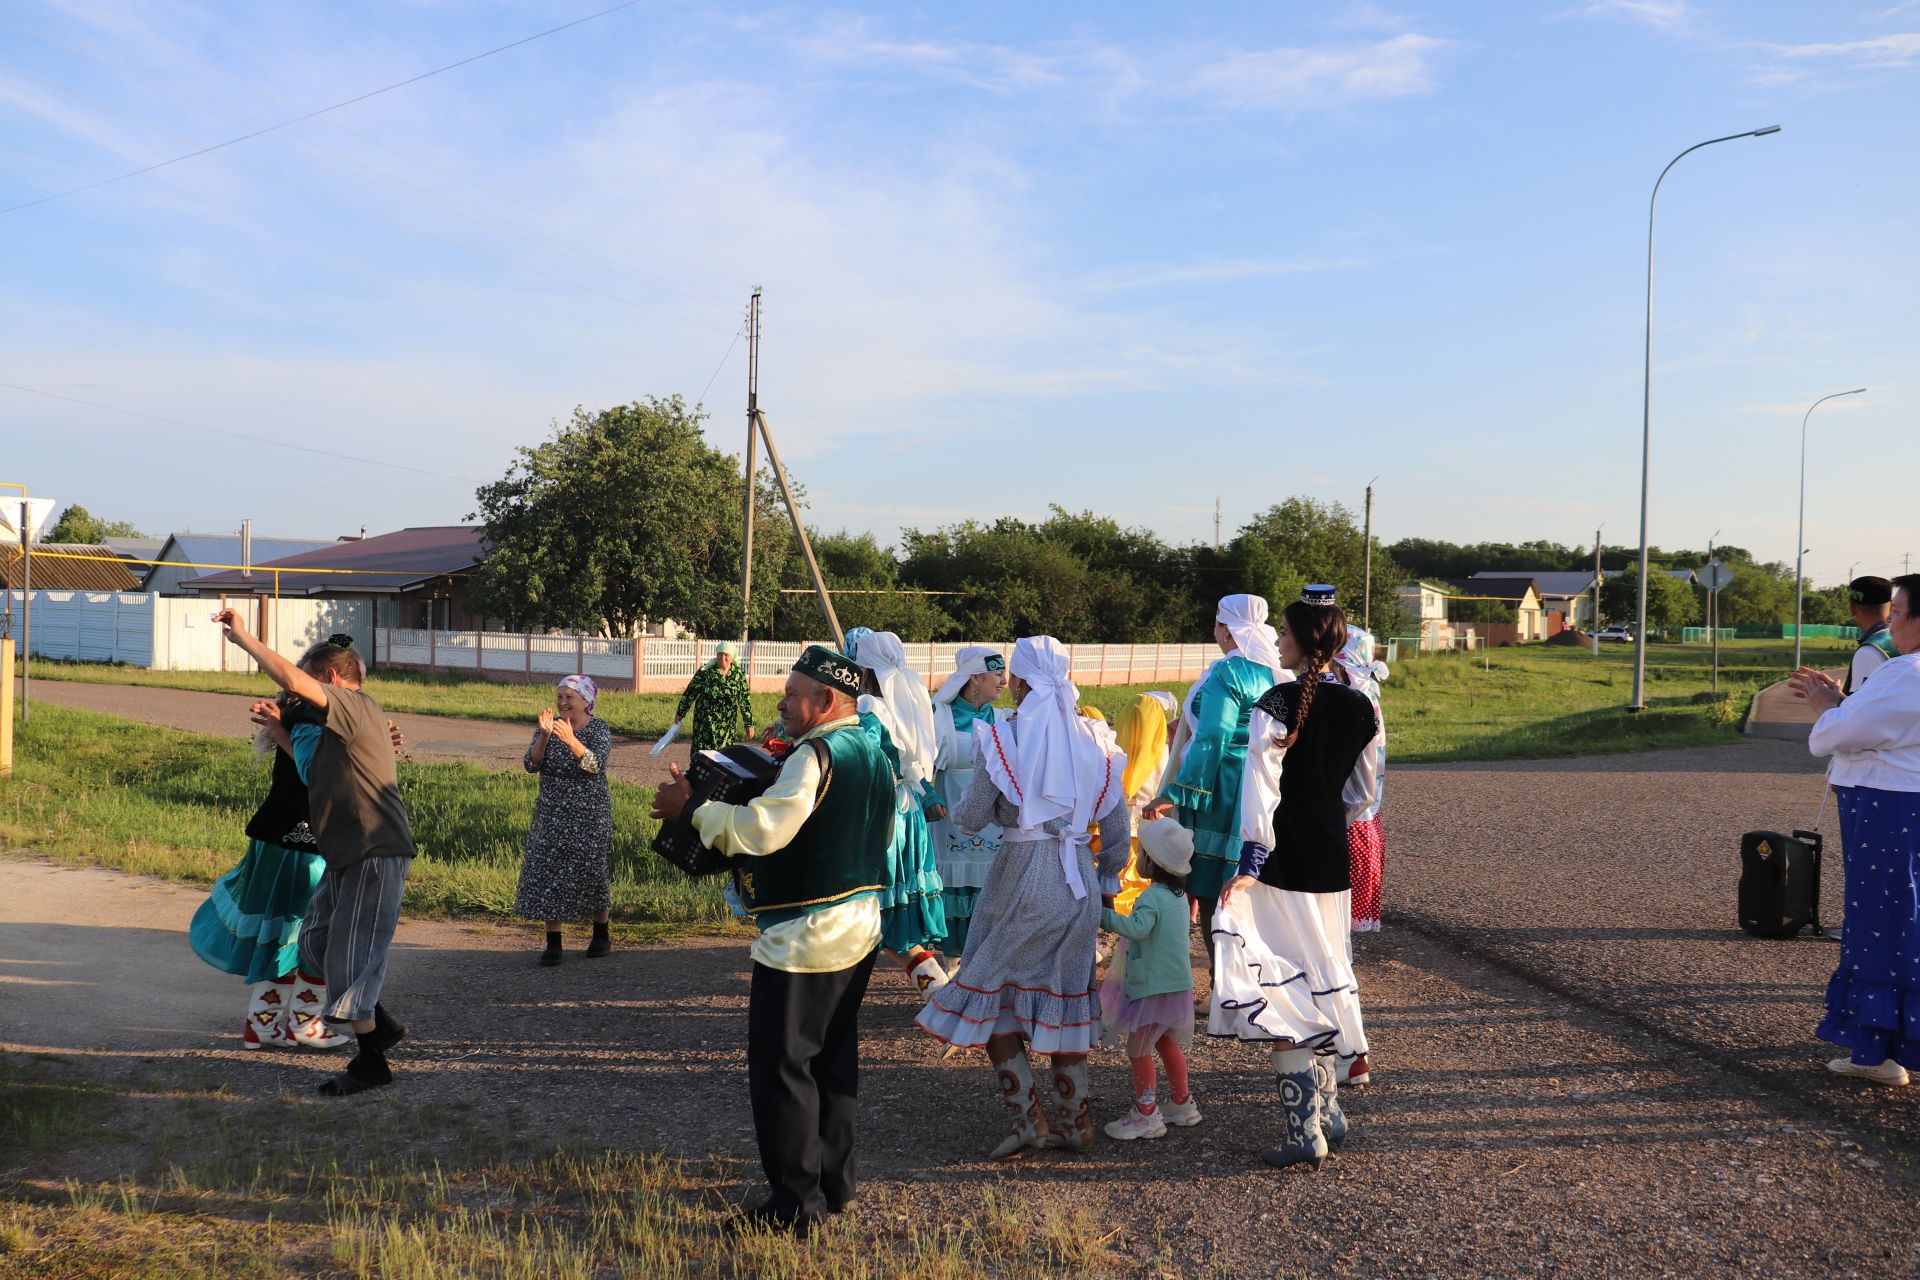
[
  {"left": 180, "top": 526, "right": 490, "bottom": 630},
  {"left": 101, "top": 536, "right": 167, "bottom": 586},
  {"left": 3, "top": 542, "right": 142, "bottom": 592},
  {"left": 1666, "top": 568, "right": 1699, "bottom": 586},
  {"left": 145, "top": 532, "right": 341, "bottom": 596},
  {"left": 1396, "top": 580, "right": 1461, "bottom": 651},
  {"left": 1444, "top": 577, "right": 1547, "bottom": 643},
  {"left": 1470, "top": 569, "right": 1600, "bottom": 632}
]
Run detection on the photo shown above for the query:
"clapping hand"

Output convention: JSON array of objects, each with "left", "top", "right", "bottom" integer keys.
[
  {"left": 537, "top": 707, "right": 556, "bottom": 736},
  {"left": 1788, "top": 666, "right": 1843, "bottom": 714},
  {"left": 550, "top": 713, "right": 581, "bottom": 748}
]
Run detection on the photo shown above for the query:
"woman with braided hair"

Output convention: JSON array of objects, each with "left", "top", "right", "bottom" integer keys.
[{"left": 1209, "top": 585, "right": 1382, "bottom": 1172}]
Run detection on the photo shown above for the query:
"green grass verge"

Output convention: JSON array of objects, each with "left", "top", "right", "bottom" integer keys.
[
  {"left": 25, "top": 636, "right": 1848, "bottom": 768},
  {"left": 0, "top": 704, "right": 736, "bottom": 935},
  {"left": 0, "top": 1064, "right": 1137, "bottom": 1279},
  {"left": 25, "top": 659, "right": 782, "bottom": 740}
]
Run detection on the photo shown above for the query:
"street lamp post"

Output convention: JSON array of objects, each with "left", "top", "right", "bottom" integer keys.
[
  {"left": 1631, "top": 124, "right": 1781, "bottom": 711},
  {"left": 1795, "top": 387, "right": 1867, "bottom": 670}
]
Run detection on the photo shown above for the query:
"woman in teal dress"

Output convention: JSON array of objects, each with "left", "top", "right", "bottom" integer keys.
[
  {"left": 1147, "top": 595, "right": 1285, "bottom": 940},
  {"left": 845, "top": 627, "right": 951, "bottom": 995}
]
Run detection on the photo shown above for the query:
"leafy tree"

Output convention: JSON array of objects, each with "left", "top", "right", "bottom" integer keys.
[
  {"left": 46, "top": 504, "right": 144, "bottom": 544},
  {"left": 773, "top": 530, "right": 955, "bottom": 641},
  {"left": 469, "top": 398, "right": 791, "bottom": 636},
  {"left": 1599, "top": 567, "right": 1700, "bottom": 631},
  {"left": 1229, "top": 498, "right": 1408, "bottom": 638},
  {"left": 1798, "top": 584, "right": 1851, "bottom": 627},
  {"left": 1704, "top": 551, "right": 1795, "bottom": 625}
]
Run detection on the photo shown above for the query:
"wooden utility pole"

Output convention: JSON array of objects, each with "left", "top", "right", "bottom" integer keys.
[
  {"left": 1213, "top": 497, "right": 1221, "bottom": 551},
  {"left": 755, "top": 411, "right": 843, "bottom": 648},
  {"left": 1592, "top": 528, "right": 1603, "bottom": 657},
  {"left": 1362, "top": 478, "right": 1377, "bottom": 632},
  {"left": 740, "top": 289, "right": 762, "bottom": 644}
]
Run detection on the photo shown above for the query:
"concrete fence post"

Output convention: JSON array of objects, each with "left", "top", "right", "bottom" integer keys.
[{"left": 633, "top": 634, "right": 647, "bottom": 689}]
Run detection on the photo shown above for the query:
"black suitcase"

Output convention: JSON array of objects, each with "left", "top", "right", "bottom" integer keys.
[{"left": 1737, "top": 828, "right": 1826, "bottom": 939}]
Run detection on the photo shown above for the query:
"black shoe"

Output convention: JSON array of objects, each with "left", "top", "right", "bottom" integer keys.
[
  {"left": 540, "top": 946, "right": 563, "bottom": 967},
  {"left": 584, "top": 934, "right": 611, "bottom": 959},
  {"left": 365, "top": 1004, "right": 408, "bottom": 1055},
  {"left": 728, "top": 1201, "right": 821, "bottom": 1237}
]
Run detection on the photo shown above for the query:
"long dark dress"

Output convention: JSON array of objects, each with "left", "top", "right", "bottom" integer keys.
[{"left": 513, "top": 717, "right": 615, "bottom": 919}]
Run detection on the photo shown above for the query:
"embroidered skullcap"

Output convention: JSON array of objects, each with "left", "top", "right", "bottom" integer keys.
[
  {"left": 1850, "top": 576, "right": 1893, "bottom": 607},
  {"left": 1301, "top": 583, "right": 1338, "bottom": 607},
  {"left": 793, "top": 645, "right": 862, "bottom": 699},
  {"left": 557, "top": 673, "right": 597, "bottom": 710}
]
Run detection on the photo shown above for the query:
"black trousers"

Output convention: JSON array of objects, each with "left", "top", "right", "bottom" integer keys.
[{"left": 746, "top": 949, "right": 878, "bottom": 1219}]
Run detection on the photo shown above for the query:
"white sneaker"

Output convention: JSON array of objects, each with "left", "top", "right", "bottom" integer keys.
[
  {"left": 1160, "top": 1095, "right": 1202, "bottom": 1127},
  {"left": 1102, "top": 1106, "right": 1168, "bottom": 1141},
  {"left": 1827, "top": 1057, "right": 1909, "bottom": 1086}
]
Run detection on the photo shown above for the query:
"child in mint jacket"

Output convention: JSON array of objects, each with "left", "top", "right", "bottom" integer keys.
[{"left": 1099, "top": 818, "right": 1201, "bottom": 1140}]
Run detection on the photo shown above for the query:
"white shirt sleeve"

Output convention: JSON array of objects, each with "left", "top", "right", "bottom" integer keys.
[
  {"left": 1343, "top": 717, "right": 1384, "bottom": 825},
  {"left": 1850, "top": 645, "right": 1890, "bottom": 692},
  {"left": 1811, "top": 661, "right": 1920, "bottom": 757},
  {"left": 1239, "top": 707, "right": 1284, "bottom": 849}
]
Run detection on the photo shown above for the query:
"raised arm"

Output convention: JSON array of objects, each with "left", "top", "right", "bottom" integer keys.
[{"left": 215, "top": 609, "right": 330, "bottom": 707}]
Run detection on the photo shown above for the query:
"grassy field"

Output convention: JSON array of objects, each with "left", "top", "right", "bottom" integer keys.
[
  {"left": 0, "top": 704, "right": 736, "bottom": 937},
  {"left": 25, "top": 637, "right": 1850, "bottom": 767},
  {"left": 0, "top": 1057, "right": 1135, "bottom": 1279}
]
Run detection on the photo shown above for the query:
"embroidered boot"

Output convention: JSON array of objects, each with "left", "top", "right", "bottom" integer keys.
[
  {"left": 1048, "top": 1060, "right": 1096, "bottom": 1152},
  {"left": 1262, "top": 1047, "right": 1328, "bottom": 1172},
  {"left": 905, "top": 949, "right": 950, "bottom": 996},
  {"left": 242, "top": 977, "right": 297, "bottom": 1049},
  {"left": 286, "top": 971, "right": 353, "bottom": 1050},
  {"left": 988, "top": 1052, "right": 1055, "bottom": 1159},
  {"left": 1313, "top": 1055, "right": 1348, "bottom": 1151}
]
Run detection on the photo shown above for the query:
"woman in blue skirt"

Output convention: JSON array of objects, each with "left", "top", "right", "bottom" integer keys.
[{"left": 1793, "top": 575, "right": 1920, "bottom": 1085}]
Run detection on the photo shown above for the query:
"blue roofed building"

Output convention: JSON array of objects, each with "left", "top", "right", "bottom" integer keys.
[{"left": 145, "top": 532, "right": 343, "bottom": 595}]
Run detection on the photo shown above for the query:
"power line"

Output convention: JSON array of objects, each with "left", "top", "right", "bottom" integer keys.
[
  {"left": 0, "top": 0, "right": 646, "bottom": 217},
  {"left": 696, "top": 321, "right": 747, "bottom": 408},
  {"left": 0, "top": 379, "right": 484, "bottom": 483}
]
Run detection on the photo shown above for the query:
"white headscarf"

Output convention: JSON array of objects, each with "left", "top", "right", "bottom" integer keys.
[
  {"left": 846, "top": 630, "right": 938, "bottom": 794},
  {"left": 1216, "top": 594, "right": 1283, "bottom": 681},
  {"left": 934, "top": 645, "right": 1003, "bottom": 707},
  {"left": 1334, "top": 625, "right": 1390, "bottom": 705},
  {"left": 1000, "top": 636, "right": 1123, "bottom": 835}
]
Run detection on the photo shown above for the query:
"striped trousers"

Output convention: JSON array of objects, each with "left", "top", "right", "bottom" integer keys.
[{"left": 298, "top": 856, "right": 411, "bottom": 1024}]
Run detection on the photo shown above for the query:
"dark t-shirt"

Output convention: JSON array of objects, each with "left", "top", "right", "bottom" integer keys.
[{"left": 309, "top": 685, "right": 416, "bottom": 870}]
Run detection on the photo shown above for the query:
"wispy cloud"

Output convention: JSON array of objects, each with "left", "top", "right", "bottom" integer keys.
[
  {"left": 796, "top": 19, "right": 1130, "bottom": 97},
  {"left": 1751, "top": 32, "right": 1920, "bottom": 85},
  {"left": 1563, "top": 0, "right": 1694, "bottom": 33},
  {"left": 1187, "top": 34, "right": 1453, "bottom": 113},
  {"left": 1071, "top": 257, "right": 1366, "bottom": 294}
]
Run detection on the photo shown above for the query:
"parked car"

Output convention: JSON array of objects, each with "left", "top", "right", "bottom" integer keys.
[{"left": 1596, "top": 625, "right": 1634, "bottom": 643}]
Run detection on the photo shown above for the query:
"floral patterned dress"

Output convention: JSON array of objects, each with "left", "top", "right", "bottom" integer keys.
[
  {"left": 513, "top": 717, "right": 614, "bottom": 920},
  {"left": 675, "top": 664, "right": 753, "bottom": 754}
]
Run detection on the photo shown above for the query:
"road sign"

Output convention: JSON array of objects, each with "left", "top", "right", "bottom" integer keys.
[
  {"left": 1700, "top": 561, "right": 1735, "bottom": 591},
  {"left": 0, "top": 498, "right": 55, "bottom": 542}
]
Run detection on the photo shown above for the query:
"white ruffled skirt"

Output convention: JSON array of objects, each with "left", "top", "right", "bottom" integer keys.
[{"left": 1208, "top": 881, "right": 1367, "bottom": 1068}]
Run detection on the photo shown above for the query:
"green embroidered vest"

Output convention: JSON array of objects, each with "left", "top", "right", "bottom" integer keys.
[{"left": 738, "top": 723, "right": 895, "bottom": 920}]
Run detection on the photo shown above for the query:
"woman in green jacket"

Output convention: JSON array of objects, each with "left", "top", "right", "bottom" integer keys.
[{"left": 674, "top": 641, "right": 755, "bottom": 753}]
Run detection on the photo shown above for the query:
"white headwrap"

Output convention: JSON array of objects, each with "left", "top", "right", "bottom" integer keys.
[
  {"left": 934, "top": 645, "right": 1003, "bottom": 707},
  {"left": 848, "top": 630, "right": 937, "bottom": 794},
  {"left": 1334, "top": 625, "right": 1390, "bottom": 704},
  {"left": 974, "top": 636, "right": 1126, "bottom": 900},
  {"left": 1216, "top": 594, "right": 1283, "bottom": 682}
]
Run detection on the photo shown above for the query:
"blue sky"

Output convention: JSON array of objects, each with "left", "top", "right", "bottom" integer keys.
[{"left": 2, "top": 0, "right": 1915, "bottom": 585}]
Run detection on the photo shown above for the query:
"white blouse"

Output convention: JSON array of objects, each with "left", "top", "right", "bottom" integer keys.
[{"left": 1810, "top": 652, "right": 1920, "bottom": 793}]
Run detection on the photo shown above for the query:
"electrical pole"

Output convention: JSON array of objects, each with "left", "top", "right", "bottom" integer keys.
[
  {"left": 740, "top": 289, "right": 761, "bottom": 646},
  {"left": 1708, "top": 531, "right": 1719, "bottom": 694},
  {"left": 1362, "top": 478, "right": 1377, "bottom": 632},
  {"left": 1592, "top": 528, "right": 1602, "bottom": 658},
  {"left": 1213, "top": 498, "right": 1221, "bottom": 552}
]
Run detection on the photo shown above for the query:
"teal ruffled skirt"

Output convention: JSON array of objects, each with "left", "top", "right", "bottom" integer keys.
[
  {"left": 880, "top": 803, "right": 948, "bottom": 953},
  {"left": 189, "top": 839, "right": 327, "bottom": 983}
]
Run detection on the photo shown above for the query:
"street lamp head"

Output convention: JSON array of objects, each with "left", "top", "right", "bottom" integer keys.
[
  {"left": 1849, "top": 387, "right": 1867, "bottom": 395},
  {"left": 1752, "top": 125, "right": 1782, "bottom": 136}
]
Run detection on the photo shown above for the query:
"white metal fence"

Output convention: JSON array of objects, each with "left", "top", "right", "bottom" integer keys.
[
  {"left": 375, "top": 628, "right": 1222, "bottom": 690},
  {"left": 6, "top": 591, "right": 371, "bottom": 671}
]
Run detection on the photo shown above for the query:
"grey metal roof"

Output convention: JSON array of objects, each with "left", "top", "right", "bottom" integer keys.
[{"left": 1471, "top": 569, "right": 1598, "bottom": 599}]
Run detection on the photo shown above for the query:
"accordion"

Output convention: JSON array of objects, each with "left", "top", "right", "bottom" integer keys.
[{"left": 650, "top": 744, "right": 786, "bottom": 877}]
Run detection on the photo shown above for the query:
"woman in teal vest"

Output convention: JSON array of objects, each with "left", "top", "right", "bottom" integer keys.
[{"left": 1146, "top": 594, "right": 1286, "bottom": 936}]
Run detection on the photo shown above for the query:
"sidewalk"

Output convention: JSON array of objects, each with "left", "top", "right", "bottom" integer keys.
[{"left": 1743, "top": 667, "right": 1842, "bottom": 741}]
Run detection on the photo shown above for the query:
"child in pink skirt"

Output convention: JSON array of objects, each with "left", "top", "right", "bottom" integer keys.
[{"left": 1099, "top": 818, "right": 1201, "bottom": 1140}]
